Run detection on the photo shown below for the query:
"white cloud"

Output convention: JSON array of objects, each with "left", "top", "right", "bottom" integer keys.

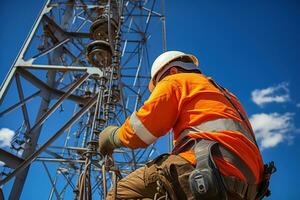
[
  {"left": 0, "top": 161, "right": 5, "bottom": 166},
  {"left": 0, "top": 128, "right": 15, "bottom": 148},
  {"left": 250, "top": 112, "right": 295, "bottom": 149},
  {"left": 251, "top": 82, "right": 290, "bottom": 106}
]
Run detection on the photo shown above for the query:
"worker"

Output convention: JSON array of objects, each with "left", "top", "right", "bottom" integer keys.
[{"left": 98, "top": 51, "right": 275, "bottom": 200}]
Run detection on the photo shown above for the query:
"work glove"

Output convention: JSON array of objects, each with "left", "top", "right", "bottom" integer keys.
[{"left": 98, "top": 126, "right": 123, "bottom": 156}]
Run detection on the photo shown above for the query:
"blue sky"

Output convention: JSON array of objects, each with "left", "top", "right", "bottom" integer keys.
[{"left": 1, "top": 0, "right": 300, "bottom": 199}]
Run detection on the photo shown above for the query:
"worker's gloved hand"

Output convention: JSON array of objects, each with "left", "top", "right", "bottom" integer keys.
[{"left": 98, "top": 126, "right": 123, "bottom": 156}]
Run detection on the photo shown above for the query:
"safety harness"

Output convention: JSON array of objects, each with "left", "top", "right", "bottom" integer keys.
[
  {"left": 172, "top": 77, "right": 276, "bottom": 200},
  {"left": 185, "top": 137, "right": 276, "bottom": 200},
  {"left": 185, "top": 138, "right": 253, "bottom": 200}
]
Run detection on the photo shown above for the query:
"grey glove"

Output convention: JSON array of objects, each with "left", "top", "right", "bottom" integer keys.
[{"left": 98, "top": 126, "right": 123, "bottom": 156}]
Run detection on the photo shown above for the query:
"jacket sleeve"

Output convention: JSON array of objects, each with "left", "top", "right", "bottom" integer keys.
[{"left": 117, "top": 79, "right": 181, "bottom": 149}]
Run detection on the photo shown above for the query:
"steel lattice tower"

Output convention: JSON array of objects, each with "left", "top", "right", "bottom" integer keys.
[{"left": 0, "top": 0, "right": 166, "bottom": 199}]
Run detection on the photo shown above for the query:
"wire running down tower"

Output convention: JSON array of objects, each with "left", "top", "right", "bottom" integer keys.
[{"left": 0, "top": 0, "right": 166, "bottom": 199}]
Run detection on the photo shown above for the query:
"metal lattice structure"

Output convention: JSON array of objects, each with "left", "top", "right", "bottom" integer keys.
[{"left": 0, "top": 0, "right": 166, "bottom": 199}]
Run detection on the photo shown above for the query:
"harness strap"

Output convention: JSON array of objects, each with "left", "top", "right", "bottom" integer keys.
[
  {"left": 193, "top": 139, "right": 258, "bottom": 200},
  {"left": 194, "top": 139, "right": 217, "bottom": 169},
  {"left": 174, "top": 118, "right": 257, "bottom": 184},
  {"left": 192, "top": 138, "right": 256, "bottom": 182},
  {"left": 223, "top": 176, "right": 257, "bottom": 200},
  {"left": 173, "top": 136, "right": 256, "bottom": 184},
  {"left": 176, "top": 118, "right": 257, "bottom": 146},
  {"left": 207, "top": 77, "right": 259, "bottom": 147},
  {"left": 213, "top": 144, "right": 256, "bottom": 184},
  {"left": 192, "top": 140, "right": 228, "bottom": 199}
]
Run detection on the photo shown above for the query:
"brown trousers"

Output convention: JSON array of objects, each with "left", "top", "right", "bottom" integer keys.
[{"left": 106, "top": 154, "right": 195, "bottom": 200}]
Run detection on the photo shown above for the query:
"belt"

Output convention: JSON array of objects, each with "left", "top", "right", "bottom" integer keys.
[{"left": 175, "top": 118, "right": 257, "bottom": 146}]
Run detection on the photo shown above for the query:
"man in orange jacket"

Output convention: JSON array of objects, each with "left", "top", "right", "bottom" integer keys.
[{"left": 99, "top": 51, "right": 271, "bottom": 200}]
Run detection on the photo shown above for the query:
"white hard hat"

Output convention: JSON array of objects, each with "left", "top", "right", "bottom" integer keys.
[{"left": 149, "top": 50, "right": 199, "bottom": 92}]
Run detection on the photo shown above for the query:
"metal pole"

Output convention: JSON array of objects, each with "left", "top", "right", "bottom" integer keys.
[
  {"left": 0, "top": 0, "right": 51, "bottom": 104},
  {"left": 1, "top": 94, "right": 98, "bottom": 186},
  {"left": 161, "top": 0, "right": 167, "bottom": 52}
]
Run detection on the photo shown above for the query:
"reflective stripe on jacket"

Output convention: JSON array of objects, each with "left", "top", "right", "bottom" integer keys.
[{"left": 118, "top": 73, "right": 264, "bottom": 184}]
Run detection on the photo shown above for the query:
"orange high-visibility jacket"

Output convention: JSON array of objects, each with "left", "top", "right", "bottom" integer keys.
[{"left": 118, "top": 73, "right": 264, "bottom": 183}]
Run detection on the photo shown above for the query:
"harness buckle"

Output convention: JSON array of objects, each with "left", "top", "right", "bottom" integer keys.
[{"left": 193, "top": 173, "right": 207, "bottom": 193}]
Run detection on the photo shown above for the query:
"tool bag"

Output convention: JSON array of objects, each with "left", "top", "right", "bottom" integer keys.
[{"left": 144, "top": 154, "right": 195, "bottom": 200}]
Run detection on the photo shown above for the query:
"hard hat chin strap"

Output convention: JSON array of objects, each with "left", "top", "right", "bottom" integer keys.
[{"left": 155, "top": 61, "right": 199, "bottom": 84}]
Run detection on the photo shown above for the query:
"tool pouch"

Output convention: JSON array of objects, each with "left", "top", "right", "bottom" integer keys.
[{"left": 144, "top": 154, "right": 194, "bottom": 200}]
